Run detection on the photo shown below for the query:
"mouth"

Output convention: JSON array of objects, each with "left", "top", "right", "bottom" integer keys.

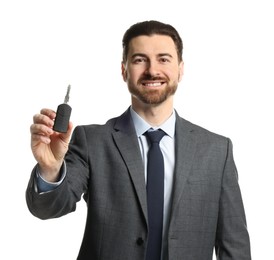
[{"left": 141, "top": 81, "right": 165, "bottom": 87}]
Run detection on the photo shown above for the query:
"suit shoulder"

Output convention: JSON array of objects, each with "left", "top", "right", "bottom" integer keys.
[{"left": 177, "top": 116, "right": 230, "bottom": 144}]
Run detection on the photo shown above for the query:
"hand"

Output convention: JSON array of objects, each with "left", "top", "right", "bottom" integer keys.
[{"left": 30, "top": 108, "right": 73, "bottom": 181}]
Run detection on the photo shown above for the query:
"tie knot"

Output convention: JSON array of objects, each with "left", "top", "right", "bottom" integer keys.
[{"left": 145, "top": 129, "right": 166, "bottom": 144}]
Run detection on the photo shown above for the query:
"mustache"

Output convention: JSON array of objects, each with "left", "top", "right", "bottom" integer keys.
[{"left": 139, "top": 75, "right": 166, "bottom": 81}]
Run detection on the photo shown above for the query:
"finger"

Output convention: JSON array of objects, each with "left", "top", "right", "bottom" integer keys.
[
  {"left": 30, "top": 123, "right": 53, "bottom": 136},
  {"left": 33, "top": 113, "right": 54, "bottom": 128},
  {"left": 40, "top": 108, "right": 56, "bottom": 120},
  {"left": 31, "top": 133, "right": 52, "bottom": 144}
]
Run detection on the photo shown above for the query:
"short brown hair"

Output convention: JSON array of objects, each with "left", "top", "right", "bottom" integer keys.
[{"left": 122, "top": 20, "right": 183, "bottom": 63}]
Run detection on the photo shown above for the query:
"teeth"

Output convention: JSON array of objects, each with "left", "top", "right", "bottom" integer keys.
[{"left": 144, "top": 82, "right": 162, "bottom": 87}]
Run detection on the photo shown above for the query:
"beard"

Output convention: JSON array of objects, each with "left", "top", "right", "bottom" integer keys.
[{"left": 127, "top": 77, "right": 178, "bottom": 105}]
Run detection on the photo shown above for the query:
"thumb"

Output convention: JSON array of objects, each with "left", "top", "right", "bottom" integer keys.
[{"left": 61, "top": 121, "right": 73, "bottom": 143}]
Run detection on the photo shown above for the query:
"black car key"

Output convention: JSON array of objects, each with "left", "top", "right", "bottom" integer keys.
[{"left": 53, "top": 85, "right": 72, "bottom": 133}]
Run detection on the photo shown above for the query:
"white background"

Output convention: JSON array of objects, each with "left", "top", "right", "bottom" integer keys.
[{"left": 1, "top": 0, "right": 273, "bottom": 259}]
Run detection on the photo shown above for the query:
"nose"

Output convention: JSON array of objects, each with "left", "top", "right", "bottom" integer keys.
[{"left": 145, "top": 61, "right": 160, "bottom": 77}]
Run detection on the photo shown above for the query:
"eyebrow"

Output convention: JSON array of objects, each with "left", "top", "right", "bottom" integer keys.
[{"left": 131, "top": 53, "right": 174, "bottom": 59}]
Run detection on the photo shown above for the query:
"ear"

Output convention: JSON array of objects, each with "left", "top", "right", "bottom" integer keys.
[
  {"left": 121, "top": 62, "right": 127, "bottom": 82},
  {"left": 178, "top": 61, "right": 184, "bottom": 82}
]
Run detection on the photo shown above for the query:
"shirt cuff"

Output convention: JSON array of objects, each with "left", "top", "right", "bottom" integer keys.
[{"left": 35, "top": 162, "right": 67, "bottom": 194}]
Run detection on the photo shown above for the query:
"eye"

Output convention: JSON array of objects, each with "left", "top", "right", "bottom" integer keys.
[
  {"left": 132, "top": 57, "right": 147, "bottom": 64},
  {"left": 159, "top": 57, "right": 170, "bottom": 63}
]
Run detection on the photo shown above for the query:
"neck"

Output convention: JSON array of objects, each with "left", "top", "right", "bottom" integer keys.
[{"left": 131, "top": 97, "right": 174, "bottom": 126}]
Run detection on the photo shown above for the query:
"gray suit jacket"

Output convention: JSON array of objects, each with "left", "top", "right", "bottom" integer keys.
[{"left": 26, "top": 108, "right": 251, "bottom": 259}]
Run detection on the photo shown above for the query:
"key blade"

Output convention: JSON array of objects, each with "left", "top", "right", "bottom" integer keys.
[{"left": 64, "top": 85, "right": 71, "bottom": 103}]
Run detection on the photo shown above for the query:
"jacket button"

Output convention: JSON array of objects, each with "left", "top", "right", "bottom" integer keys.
[{"left": 136, "top": 237, "right": 144, "bottom": 245}]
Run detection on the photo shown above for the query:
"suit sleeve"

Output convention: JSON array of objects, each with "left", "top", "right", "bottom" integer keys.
[{"left": 215, "top": 138, "right": 251, "bottom": 259}]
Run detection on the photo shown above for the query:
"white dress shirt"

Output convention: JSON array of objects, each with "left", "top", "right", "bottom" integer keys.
[{"left": 130, "top": 107, "right": 176, "bottom": 260}]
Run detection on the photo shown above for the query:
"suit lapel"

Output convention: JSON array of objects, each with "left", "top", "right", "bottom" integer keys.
[
  {"left": 112, "top": 108, "right": 148, "bottom": 223},
  {"left": 111, "top": 109, "right": 198, "bottom": 225},
  {"left": 170, "top": 115, "right": 197, "bottom": 218}
]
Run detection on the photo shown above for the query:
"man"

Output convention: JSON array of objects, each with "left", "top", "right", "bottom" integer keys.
[{"left": 26, "top": 20, "right": 251, "bottom": 259}]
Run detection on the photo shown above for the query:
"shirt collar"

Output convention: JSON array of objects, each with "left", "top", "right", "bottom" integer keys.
[{"left": 130, "top": 106, "right": 176, "bottom": 138}]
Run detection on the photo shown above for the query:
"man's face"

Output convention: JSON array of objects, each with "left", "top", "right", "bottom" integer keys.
[{"left": 122, "top": 35, "right": 184, "bottom": 106}]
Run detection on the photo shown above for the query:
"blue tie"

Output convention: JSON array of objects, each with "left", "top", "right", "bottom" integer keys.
[{"left": 145, "top": 129, "right": 165, "bottom": 260}]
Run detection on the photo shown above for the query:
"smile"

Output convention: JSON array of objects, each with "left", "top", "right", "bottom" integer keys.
[{"left": 142, "top": 82, "right": 164, "bottom": 87}]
